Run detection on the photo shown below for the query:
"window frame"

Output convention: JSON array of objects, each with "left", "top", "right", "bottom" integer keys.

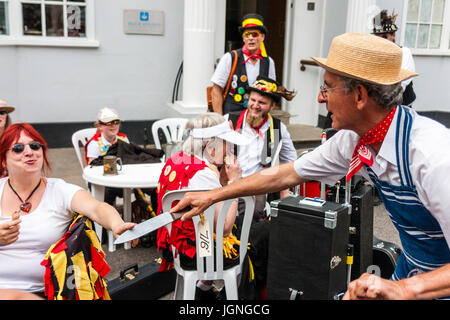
[
  {"left": 401, "top": 0, "right": 450, "bottom": 56},
  {"left": 0, "top": 0, "right": 98, "bottom": 47}
]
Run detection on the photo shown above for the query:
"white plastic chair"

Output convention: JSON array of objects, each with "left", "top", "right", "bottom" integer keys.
[
  {"left": 71, "top": 128, "right": 113, "bottom": 248},
  {"left": 151, "top": 118, "right": 188, "bottom": 161},
  {"left": 162, "top": 189, "right": 255, "bottom": 300},
  {"left": 71, "top": 128, "right": 97, "bottom": 170}
]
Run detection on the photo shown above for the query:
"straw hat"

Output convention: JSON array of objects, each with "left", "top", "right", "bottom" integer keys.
[
  {"left": 0, "top": 99, "right": 15, "bottom": 113},
  {"left": 311, "top": 33, "right": 418, "bottom": 85}
]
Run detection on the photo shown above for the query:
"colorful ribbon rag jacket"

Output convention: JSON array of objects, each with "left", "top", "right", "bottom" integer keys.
[
  {"left": 84, "top": 131, "right": 128, "bottom": 164},
  {"left": 41, "top": 214, "right": 111, "bottom": 300},
  {"left": 156, "top": 152, "right": 207, "bottom": 269}
]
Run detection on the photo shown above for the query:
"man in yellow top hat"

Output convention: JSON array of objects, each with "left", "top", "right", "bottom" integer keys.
[
  {"left": 210, "top": 13, "right": 276, "bottom": 116},
  {"left": 171, "top": 32, "right": 450, "bottom": 300}
]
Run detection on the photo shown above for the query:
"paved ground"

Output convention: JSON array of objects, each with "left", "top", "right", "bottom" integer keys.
[{"left": 47, "top": 124, "right": 401, "bottom": 299}]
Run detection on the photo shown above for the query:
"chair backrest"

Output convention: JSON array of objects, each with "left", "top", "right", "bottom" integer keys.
[
  {"left": 162, "top": 189, "right": 255, "bottom": 280},
  {"left": 151, "top": 118, "right": 188, "bottom": 150},
  {"left": 71, "top": 128, "right": 97, "bottom": 169}
]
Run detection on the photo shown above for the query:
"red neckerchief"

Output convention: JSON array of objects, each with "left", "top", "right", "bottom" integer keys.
[
  {"left": 346, "top": 107, "right": 397, "bottom": 182},
  {"left": 235, "top": 110, "right": 268, "bottom": 138},
  {"left": 242, "top": 45, "right": 262, "bottom": 64}
]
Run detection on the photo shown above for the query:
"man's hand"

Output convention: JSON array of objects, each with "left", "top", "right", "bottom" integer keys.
[
  {"left": 170, "top": 191, "right": 215, "bottom": 221},
  {"left": 343, "top": 273, "right": 415, "bottom": 300}
]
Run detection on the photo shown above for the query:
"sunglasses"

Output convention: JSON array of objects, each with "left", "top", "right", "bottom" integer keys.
[
  {"left": 9, "top": 141, "right": 43, "bottom": 153},
  {"left": 0, "top": 111, "right": 8, "bottom": 115},
  {"left": 243, "top": 31, "right": 261, "bottom": 38},
  {"left": 99, "top": 119, "right": 120, "bottom": 126}
]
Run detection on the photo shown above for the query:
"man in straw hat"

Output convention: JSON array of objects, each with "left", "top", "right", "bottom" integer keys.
[
  {"left": 210, "top": 13, "right": 276, "bottom": 115},
  {"left": 170, "top": 33, "right": 450, "bottom": 300}
]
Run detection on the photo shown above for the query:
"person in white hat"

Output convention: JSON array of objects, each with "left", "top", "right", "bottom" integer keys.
[
  {"left": 170, "top": 33, "right": 450, "bottom": 300},
  {"left": 0, "top": 99, "right": 15, "bottom": 138},
  {"left": 84, "top": 107, "right": 129, "bottom": 165},
  {"left": 84, "top": 108, "right": 130, "bottom": 206},
  {"left": 154, "top": 112, "right": 271, "bottom": 300}
]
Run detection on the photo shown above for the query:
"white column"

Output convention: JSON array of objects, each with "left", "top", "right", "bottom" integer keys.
[
  {"left": 171, "top": 0, "right": 216, "bottom": 114},
  {"left": 346, "top": 0, "right": 377, "bottom": 34}
]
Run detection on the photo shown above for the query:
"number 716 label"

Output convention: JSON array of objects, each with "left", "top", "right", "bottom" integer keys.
[{"left": 198, "top": 218, "right": 213, "bottom": 257}]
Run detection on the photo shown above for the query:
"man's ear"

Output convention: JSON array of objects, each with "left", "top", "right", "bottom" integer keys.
[{"left": 354, "top": 84, "right": 369, "bottom": 111}]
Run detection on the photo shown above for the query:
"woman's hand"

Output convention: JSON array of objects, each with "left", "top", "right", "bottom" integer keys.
[
  {"left": 0, "top": 218, "right": 21, "bottom": 246},
  {"left": 224, "top": 155, "right": 242, "bottom": 183},
  {"left": 111, "top": 221, "right": 136, "bottom": 239}
]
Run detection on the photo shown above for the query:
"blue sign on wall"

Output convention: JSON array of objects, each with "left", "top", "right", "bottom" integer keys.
[{"left": 140, "top": 11, "right": 149, "bottom": 21}]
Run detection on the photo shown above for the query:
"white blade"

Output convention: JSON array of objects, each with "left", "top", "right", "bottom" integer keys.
[{"left": 114, "top": 212, "right": 174, "bottom": 245}]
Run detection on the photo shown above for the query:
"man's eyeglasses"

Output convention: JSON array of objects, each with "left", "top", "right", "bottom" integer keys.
[
  {"left": 320, "top": 84, "right": 343, "bottom": 99},
  {"left": 243, "top": 31, "right": 261, "bottom": 38},
  {"left": 99, "top": 119, "right": 120, "bottom": 126},
  {"left": 9, "top": 142, "right": 43, "bottom": 153}
]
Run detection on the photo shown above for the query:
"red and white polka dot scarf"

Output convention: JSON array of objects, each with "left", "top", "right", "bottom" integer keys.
[{"left": 346, "top": 107, "right": 397, "bottom": 182}]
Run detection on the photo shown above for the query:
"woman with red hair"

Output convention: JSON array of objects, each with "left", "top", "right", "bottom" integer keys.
[{"left": 0, "top": 123, "right": 135, "bottom": 297}]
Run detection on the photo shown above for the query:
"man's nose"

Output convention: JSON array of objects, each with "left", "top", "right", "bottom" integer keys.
[{"left": 318, "top": 91, "right": 326, "bottom": 103}]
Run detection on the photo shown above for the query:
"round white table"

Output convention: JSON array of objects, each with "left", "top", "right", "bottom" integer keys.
[{"left": 83, "top": 162, "right": 164, "bottom": 251}]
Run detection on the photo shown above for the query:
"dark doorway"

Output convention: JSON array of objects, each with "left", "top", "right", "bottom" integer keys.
[{"left": 225, "top": 0, "right": 286, "bottom": 83}]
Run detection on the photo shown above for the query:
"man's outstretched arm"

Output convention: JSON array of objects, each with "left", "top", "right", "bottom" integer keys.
[{"left": 172, "top": 162, "right": 306, "bottom": 221}]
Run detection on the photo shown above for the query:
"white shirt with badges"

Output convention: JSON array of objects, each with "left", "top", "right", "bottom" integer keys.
[{"left": 211, "top": 51, "right": 276, "bottom": 88}]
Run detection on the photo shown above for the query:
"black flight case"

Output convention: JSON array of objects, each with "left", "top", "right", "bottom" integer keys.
[{"left": 266, "top": 196, "right": 351, "bottom": 300}]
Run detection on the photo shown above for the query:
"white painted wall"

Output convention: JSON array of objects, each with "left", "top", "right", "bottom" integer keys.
[{"left": 0, "top": 0, "right": 184, "bottom": 124}]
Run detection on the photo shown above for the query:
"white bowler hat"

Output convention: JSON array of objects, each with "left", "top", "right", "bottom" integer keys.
[{"left": 97, "top": 107, "right": 120, "bottom": 123}]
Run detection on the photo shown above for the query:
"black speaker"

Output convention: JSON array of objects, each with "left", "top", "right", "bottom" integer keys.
[{"left": 266, "top": 196, "right": 350, "bottom": 300}]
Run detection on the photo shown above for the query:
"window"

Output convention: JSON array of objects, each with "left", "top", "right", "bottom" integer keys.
[
  {"left": 402, "top": 0, "right": 450, "bottom": 54},
  {"left": 0, "top": 1, "right": 9, "bottom": 35},
  {"left": 21, "top": 0, "right": 86, "bottom": 37},
  {"left": 0, "top": 0, "right": 97, "bottom": 47}
]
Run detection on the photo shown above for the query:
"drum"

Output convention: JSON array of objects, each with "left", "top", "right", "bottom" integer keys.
[{"left": 371, "top": 236, "right": 402, "bottom": 279}]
